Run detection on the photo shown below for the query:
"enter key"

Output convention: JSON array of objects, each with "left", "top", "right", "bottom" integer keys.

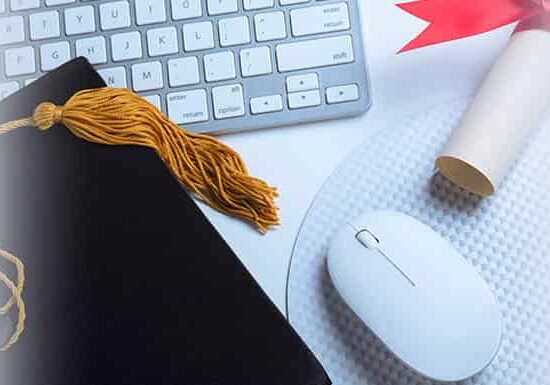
[{"left": 290, "top": 2, "right": 350, "bottom": 37}]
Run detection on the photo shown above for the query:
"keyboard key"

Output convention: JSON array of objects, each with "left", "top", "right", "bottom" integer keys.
[
  {"left": 10, "top": 0, "right": 39, "bottom": 11},
  {"left": 254, "top": 12, "right": 286, "bottom": 42},
  {"left": 142, "top": 94, "right": 161, "bottom": 110},
  {"left": 111, "top": 31, "right": 142, "bottom": 61},
  {"left": 0, "top": 0, "right": 5, "bottom": 13},
  {"left": 276, "top": 35, "right": 354, "bottom": 72},
  {"left": 290, "top": 3, "right": 349, "bottom": 37},
  {"left": 250, "top": 94, "right": 282, "bottom": 114},
  {"left": 76, "top": 36, "right": 107, "bottom": 64},
  {"left": 243, "top": 0, "right": 273, "bottom": 11},
  {"left": 167, "top": 89, "right": 209, "bottom": 124},
  {"left": 98, "top": 66, "right": 127, "bottom": 87},
  {"left": 168, "top": 56, "right": 200, "bottom": 87},
  {"left": 40, "top": 41, "right": 70, "bottom": 70},
  {"left": 45, "top": 0, "right": 75, "bottom": 5},
  {"left": 183, "top": 21, "right": 214, "bottom": 51},
  {"left": 207, "top": 0, "right": 237, "bottom": 15},
  {"left": 212, "top": 84, "right": 245, "bottom": 119},
  {"left": 240, "top": 46, "right": 272, "bottom": 77},
  {"left": 135, "top": 0, "right": 166, "bottom": 25},
  {"left": 219, "top": 16, "right": 250, "bottom": 47},
  {"left": 30, "top": 11, "right": 61, "bottom": 41},
  {"left": 5, "top": 47, "right": 35, "bottom": 77},
  {"left": 0, "top": 82, "right": 19, "bottom": 101},
  {"left": 286, "top": 73, "right": 318, "bottom": 92},
  {"left": 171, "top": 0, "right": 202, "bottom": 20},
  {"left": 132, "top": 61, "right": 164, "bottom": 91},
  {"left": 326, "top": 84, "right": 359, "bottom": 103},
  {"left": 288, "top": 90, "right": 321, "bottom": 109},
  {"left": 147, "top": 26, "right": 178, "bottom": 56},
  {"left": 100, "top": 1, "right": 131, "bottom": 31},
  {"left": 280, "top": 0, "right": 308, "bottom": 5},
  {"left": 0, "top": 16, "right": 25, "bottom": 46},
  {"left": 65, "top": 6, "right": 96, "bottom": 36},
  {"left": 204, "top": 51, "right": 236, "bottom": 82}
]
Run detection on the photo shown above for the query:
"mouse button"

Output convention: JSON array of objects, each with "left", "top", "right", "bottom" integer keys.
[
  {"left": 355, "top": 229, "right": 379, "bottom": 250},
  {"left": 329, "top": 235, "right": 411, "bottom": 295},
  {"left": 376, "top": 222, "right": 455, "bottom": 286},
  {"left": 409, "top": 237, "right": 476, "bottom": 290},
  {"left": 371, "top": 240, "right": 420, "bottom": 285}
]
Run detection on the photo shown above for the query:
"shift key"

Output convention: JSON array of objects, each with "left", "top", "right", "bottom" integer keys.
[{"left": 276, "top": 35, "right": 354, "bottom": 72}]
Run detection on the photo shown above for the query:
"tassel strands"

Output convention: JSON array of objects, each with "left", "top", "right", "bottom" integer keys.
[{"left": 0, "top": 87, "right": 280, "bottom": 232}]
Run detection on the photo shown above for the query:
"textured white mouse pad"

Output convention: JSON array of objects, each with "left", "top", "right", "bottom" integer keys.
[{"left": 287, "top": 96, "right": 550, "bottom": 385}]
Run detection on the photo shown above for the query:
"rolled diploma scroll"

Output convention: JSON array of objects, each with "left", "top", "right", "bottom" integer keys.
[{"left": 436, "top": 29, "right": 550, "bottom": 196}]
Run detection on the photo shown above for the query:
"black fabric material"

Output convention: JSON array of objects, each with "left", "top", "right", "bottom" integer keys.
[{"left": 0, "top": 58, "right": 330, "bottom": 385}]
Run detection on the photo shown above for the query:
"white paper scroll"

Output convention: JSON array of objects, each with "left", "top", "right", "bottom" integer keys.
[{"left": 436, "top": 29, "right": 550, "bottom": 196}]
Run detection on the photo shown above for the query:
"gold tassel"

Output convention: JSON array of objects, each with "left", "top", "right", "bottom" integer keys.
[{"left": 0, "top": 87, "right": 280, "bottom": 232}]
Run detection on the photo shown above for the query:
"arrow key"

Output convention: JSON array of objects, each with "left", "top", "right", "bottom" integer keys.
[
  {"left": 326, "top": 84, "right": 359, "bottom": 104},
  {"left": 288, "top": 90, "right": 321, "bottom": 109},
  {"left": 250, "top": 94, "right": 283, "bottom": 114},
  {"left": 286, "top": 73, "right": 319, "bottom": 93}
]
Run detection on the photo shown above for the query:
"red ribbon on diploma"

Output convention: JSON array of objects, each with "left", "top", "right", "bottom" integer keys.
[{"left": 398, "top": 0, "right": 550, "bottom": 53}]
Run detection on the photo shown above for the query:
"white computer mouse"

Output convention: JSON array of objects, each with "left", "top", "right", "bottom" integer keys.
[{"left": 327, "top": 210, "right": 502, "bottom": 382}]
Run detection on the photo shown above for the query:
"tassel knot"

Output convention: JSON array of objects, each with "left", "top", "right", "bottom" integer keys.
[{"left": 32, "top": 102, "right": 63, "bottom": 131}]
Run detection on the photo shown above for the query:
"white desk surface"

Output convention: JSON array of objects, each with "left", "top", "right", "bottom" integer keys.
[{"left": 198, "top": 1, "right": 514, "bottom": 313}]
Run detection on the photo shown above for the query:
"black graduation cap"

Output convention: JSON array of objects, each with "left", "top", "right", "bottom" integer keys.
[{"left": 0, "top": 58, "right": 330, "bottom": 385}]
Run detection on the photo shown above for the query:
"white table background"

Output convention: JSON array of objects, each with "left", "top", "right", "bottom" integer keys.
[{"left": 197, "top": 0, "right": 515, "bottom": 313}]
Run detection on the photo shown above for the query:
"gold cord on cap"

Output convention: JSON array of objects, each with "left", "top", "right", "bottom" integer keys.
[
  {"left": 0, "top": 249, "right": 26, "bottom": 351},
  {"left": 0, "top": 102, "right": 63, "bottom": 135}
]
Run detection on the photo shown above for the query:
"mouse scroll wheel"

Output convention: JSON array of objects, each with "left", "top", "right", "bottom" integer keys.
[{"left": 355, "top": 230, "right": 379, "bottom": 250}]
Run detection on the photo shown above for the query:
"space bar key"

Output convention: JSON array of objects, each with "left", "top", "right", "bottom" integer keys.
[{"left": 276, "top": 35, "right": 354, "bottom": 72}]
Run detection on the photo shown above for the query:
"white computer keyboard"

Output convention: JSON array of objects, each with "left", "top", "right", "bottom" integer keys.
[{"left": 0, "top": 0, "right": 371, "bottom": 133}]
